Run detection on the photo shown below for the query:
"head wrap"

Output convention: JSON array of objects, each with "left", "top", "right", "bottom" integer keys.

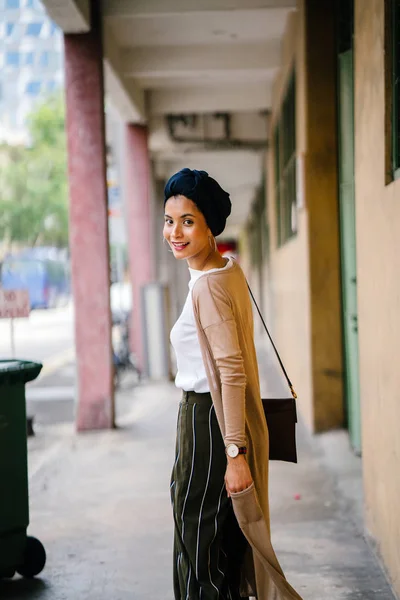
[{"left": 164, "top": 168, "right": 231, "bottom": 237}]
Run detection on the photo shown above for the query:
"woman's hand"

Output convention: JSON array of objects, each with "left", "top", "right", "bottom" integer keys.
[{"left": 225, "top": 455, "right": 253, "bottom": 497}]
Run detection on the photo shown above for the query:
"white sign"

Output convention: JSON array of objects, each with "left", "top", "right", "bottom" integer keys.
[{"left": 0, "top": 289, "right": 30, "bottom": 319}]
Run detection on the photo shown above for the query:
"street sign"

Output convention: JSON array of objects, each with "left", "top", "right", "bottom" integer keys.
[{"left": 0, "top": 289, "right": 30, "bottom": 319}]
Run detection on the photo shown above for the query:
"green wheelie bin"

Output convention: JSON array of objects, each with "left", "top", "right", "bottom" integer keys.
[{"left": 0, "top": 360, "right": 46, "bottom": 579}]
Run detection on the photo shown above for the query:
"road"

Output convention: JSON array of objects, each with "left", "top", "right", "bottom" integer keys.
[
  {"left": 0, "top": 302, "right": 74, "bottom": 365},
  {"left": 0, "top": 304, "right": 76, "bottom": 425}
]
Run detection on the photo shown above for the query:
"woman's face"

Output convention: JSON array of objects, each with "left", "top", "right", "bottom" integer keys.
[{"left": 163, "top": 195, "right": 210, "bottom": 261}]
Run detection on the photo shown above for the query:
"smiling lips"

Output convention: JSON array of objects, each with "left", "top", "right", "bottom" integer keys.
[{"left": 172, "top": 242, "right": 189, "bottom": 251}]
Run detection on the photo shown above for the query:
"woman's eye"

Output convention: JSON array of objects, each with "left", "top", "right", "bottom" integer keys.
[
  {"left": 184, "top": 220, "right": 193, "bottom": 226},
  {"left": 164, "top": 219, "right": 173, "bottom": 225}
]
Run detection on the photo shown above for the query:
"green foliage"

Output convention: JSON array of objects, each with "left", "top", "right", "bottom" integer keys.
[{"left": 0, "top": 93, "right": 69, "bottom": 248}]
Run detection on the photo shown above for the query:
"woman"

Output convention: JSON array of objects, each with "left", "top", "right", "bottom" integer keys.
[{"left": 165, "top": 168, "right": 303, "bottom": 600}]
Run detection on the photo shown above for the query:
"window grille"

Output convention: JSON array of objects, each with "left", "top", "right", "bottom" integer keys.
[{"left": 274, "top": 74, "right": 297, "bottom": 247}]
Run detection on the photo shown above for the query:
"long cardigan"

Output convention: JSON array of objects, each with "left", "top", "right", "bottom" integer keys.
[{"left": 191, "top": 260, "right": 303, "bottom": 600}]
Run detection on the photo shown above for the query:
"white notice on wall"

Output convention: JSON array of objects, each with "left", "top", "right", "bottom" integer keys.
[{"left": 0, "top": 289, "right": 30, "bottom": 319}]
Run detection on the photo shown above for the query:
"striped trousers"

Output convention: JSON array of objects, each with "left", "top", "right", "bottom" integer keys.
[{"left": 170, "top": 391, "right": 248, "bottom": 600}]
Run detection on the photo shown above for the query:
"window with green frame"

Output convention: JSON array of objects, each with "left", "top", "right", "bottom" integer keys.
[
  {"left": 274, "top": 74, "right": 297, "bottom": 246},
  {"left": 247, "top": 179, "right": 269, "bottom": 269},
  {"left": 392, "top": 0, "right": 400, "bottom": 177}
]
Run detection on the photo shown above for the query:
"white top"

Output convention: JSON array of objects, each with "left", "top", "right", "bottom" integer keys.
[{"left": 170, "top": 258, "right": 233, "bottom": 393}]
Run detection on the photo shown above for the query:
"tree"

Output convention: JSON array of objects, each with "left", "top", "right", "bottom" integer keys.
[{"left": 0, "top": 93, "right": 69, "bottom": 249}]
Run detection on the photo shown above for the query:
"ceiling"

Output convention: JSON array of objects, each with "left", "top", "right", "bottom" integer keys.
[{"left": 105, "top": 9, "right": 289, "bottom": 47}]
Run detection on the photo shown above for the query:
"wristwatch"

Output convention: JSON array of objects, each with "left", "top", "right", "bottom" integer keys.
[{"left": 225, "top": 444, "right": 247, "bottom": 458}]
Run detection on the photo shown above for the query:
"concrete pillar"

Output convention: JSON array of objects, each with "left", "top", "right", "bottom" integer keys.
[
  {"left": 64, "top": 1, "right": 114, "bottom": 430},
  {"left": 125, "top": 125, "right": 154, "bottom": 371}
]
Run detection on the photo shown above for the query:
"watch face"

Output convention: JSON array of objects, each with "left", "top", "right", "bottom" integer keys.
[{"left": 227, "top": 444, "right": 239, "bottom": 458}]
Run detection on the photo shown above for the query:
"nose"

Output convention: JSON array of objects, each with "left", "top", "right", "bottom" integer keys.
[{"left": 172, "top": 223, "right": 183, "bottom": 239}]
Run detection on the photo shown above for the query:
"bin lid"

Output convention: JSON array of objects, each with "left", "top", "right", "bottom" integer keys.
[{"left": 0, "top": 359, "right": 43, "bottom": 384}]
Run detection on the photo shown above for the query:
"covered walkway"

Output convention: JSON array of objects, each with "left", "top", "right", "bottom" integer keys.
[
  {"left": 42, "top": 0, "right": 290, "bottom": 429},
  {"left": 33, "top": 0, "right": 400, "bottom": 596}
]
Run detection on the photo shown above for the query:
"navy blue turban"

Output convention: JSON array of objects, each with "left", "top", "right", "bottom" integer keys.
[{"left": 164, "top": 168, "right": 231, "bottom": 237}]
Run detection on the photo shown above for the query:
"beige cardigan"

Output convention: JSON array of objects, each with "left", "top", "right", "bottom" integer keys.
[{"left": 192, "top": 260, "right": 303, "bottom": 600}]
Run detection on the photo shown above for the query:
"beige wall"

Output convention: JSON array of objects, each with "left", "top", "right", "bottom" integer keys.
[
  {"left": 266, "top": 5, "right": 314, "bottom": 429},
  {"left": 354, "top": 0, "right": 400, "bottom": 593},
  {"left": 265, "top": 0, "right": 343, "bottom": 432}
]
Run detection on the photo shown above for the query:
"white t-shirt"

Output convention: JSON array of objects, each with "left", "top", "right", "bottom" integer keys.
[{"left": 170, "top": 258, "right": 233, "bottom": 392}]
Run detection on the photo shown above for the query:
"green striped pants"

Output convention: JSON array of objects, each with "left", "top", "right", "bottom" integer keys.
[{"left": 170, "top": 391, "right": 248, "bottom": 600}]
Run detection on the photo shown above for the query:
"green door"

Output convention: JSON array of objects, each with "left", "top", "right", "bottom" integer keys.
[{"left": 338, "top": 49, "right": 361, "bottom": 453}]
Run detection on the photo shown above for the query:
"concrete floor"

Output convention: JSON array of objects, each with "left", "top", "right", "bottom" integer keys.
[{"left": 0, "top": 380, "right": 396, "bottom": 600}]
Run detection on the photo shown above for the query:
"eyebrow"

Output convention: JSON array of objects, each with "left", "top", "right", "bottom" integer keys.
[{"left": 164, "top": 213, "right": 196, "bottom": 219}]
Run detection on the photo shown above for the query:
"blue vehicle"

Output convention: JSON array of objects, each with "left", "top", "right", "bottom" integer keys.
[{"left": 0, "top": 252, "right": 70, "bottom": 310}]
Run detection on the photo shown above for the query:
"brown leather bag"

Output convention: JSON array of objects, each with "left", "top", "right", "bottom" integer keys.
[{"left": 247, "top": 284, "right": 298, "bottom": 463}]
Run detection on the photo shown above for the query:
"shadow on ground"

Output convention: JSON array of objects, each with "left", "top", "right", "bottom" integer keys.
[{"left": 0, "top": 577, "right": 50, "bottom": 599}]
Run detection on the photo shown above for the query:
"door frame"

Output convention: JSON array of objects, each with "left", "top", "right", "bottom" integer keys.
[{"left": 336, "top": 0, "right": 362, "bottom": 453}]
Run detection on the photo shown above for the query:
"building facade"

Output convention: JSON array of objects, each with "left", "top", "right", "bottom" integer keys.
[
  {"left": 0, "top": 0, "right": 63, "bottom": 144},
  {"left": 243, "top": 0, "right": 400, "bottom": 594}
]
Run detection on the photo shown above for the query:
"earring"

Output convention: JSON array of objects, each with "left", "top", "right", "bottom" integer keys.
[
  {"left": 163, "top": 237, "right": 174, "bottom": 253},
  {"left": 209, "top": 235, "right": 217, "bottom": 252}
]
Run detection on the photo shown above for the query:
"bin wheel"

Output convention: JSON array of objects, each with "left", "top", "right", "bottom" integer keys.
[
  {"left": 0, "top": 568, "right": 15, "bottom": 579},
  {"left": 16, "top": 536, "right": 46, "bottom": 578}
]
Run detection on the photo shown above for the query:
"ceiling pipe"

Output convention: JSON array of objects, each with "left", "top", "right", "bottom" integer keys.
[{"left": 165, "top": 113, "right": 268, "bottom": 150}]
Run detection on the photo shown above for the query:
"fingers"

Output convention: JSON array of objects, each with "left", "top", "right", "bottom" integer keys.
[
  {"left": 225, "top": 478, "right": 231, "bottom": 497},
  {"left": 225, "top": 479, "right": 253, "bottom": 496},
  {"left": 225, "top": 479, "right": 254, "bottom": 495}
]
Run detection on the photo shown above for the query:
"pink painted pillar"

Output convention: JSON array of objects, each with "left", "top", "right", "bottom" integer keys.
[
  {"left": 64, "top": 2, "right": 114, "bottom": 431},
  {"left": 125, "top": 125, "right": 154, "bottom": 372}
]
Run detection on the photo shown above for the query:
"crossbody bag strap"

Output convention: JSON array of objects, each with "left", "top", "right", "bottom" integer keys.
[{"left": 247, "top": 282, "right": 297, "bottom": 400}]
